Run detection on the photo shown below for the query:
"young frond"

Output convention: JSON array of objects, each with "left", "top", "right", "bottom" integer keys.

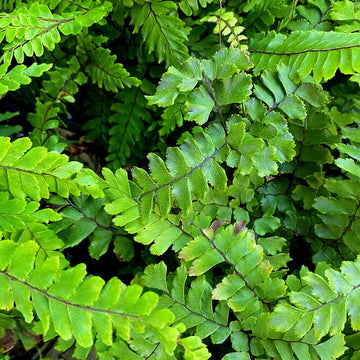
[{"left": 201, "top": 10, "right": 247, "bottom": 50}]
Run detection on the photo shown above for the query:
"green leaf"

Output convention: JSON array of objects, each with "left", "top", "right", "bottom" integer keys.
[
  {"left": 214, "top": 73, "right": 252, "bottom": 106},
  {"left": 185, "top": 85, "right": 214, "bottom": 125},
  {"left": 335, "top": 158, "right": 360, "bottom": 178},
  {"left": 314, "top": 334, "right": 347, "bottom": 360},
  {"left": 7, "top": 241, "right": 38, "bottom": 280},
  {"left": 143, "top": 262, "right": 168, "bottom": 292},
  {"left": 347, "top": 287, "right": 360, "bottom": 330},
  {"left": 278, "top": 94, "right": 306, "bottom": 119},
  {"left": 269, "top": 303, "right": 303, "bottom": 332},
  {"left": 254, "top": 216, "right": 281, "bottom": 236}
]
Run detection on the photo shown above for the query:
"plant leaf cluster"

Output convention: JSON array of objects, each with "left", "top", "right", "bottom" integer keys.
[{"left": 1, "top": 0, "right": 360, "bottom": 359}]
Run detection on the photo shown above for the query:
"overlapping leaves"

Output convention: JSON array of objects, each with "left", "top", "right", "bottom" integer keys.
[
  {"left": 270, "top": 258, "right": 360, "bottom": 343},
  {"left": 130, "top": 0, "right": 189, "bottom": 66},
  {"left": 249, "top": 30, "right": 360, "bottom": 81},
  {"left": 0, "top": 240, "right": 183, "bottom": 354},
  {"left": 0, "top": 136, "right": 104, "bottom": 200},
  {"left": 0, "top": 1, "right": 112, "bottom": 96}
]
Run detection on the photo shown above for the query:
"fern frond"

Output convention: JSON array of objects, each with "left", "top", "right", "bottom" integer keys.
[
  {"left": 28, "top": 56, "right": 87, "bottom": 150},
  {"left": 0, "top": 0, "right": 21, "bottom": 11},
  {"left": 201, "top": 9, "right": 247, "bottom": 50},
  {"left": 130, "top": 0, "right": 189, "bottom": 66},
  {"left": 85, "top": 47, "right": 141, "bottom": 92},
  {"left": 0, "top": 63, "right": 52, "bottom": 97},
  {"left": 50, "top": 194, "right": 131, "bottom": 261},
  {"left": 180, "top": 224, "right": 287, "bottom": 311},
  {"left": 287, "top": 2, "right": 332, "bottom": 31},
  {"left": 240, "top": 0, "right": 288, "bottom": 35},
  {"left": 103, "top": 122, "right": 229, "bottom": 225},
  {"left": 144, "top": 262, "right": 231, "bottom": 344},
  {"left": 330, "top": 0, "right": 360, "bottom": 32},
  {"left": 314, "top": 189, "right": 360, "bottom": 255},
  {"left": 270, "top": 257, "right": 360, "bottom": 343},
  {"left": 147, "top": 47, "right": 252, "bottom": 111},
  {"left": 0, "top": 136, "right": 104, "bottom": 200},
  {"left": 0, "top": 1, "right": 112, "bottom": 96},
  {"left": 106, "top": 86, "right": 154, "bottom": 169},
  {"left": 0, "top": 191, "right": 60, "bottom": 232},
  {"left": 103, "top": 167, "right": 192, "bottom": 255},
  {"left": 249, "top": 30, "right": 360, "bottom": 81},
  {"left": 0, "top": 1, "right": 112, "bottom": 56},
  {"left": 0, "top": 240, "right": 186, "bottom": 354}
]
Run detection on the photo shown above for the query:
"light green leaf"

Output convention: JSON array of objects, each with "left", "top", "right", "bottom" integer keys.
[
  {"left": 185, "top": 85, "right": 214, "bottom": 125},
  {"left": 314, "top": 334, "right": 347, "bottom": 360},
  {"left": 215, "top": 73, "right": 252, "bottom": 106},
  {"left": 269, "top": 303, "right": 303, "bottom": 332}
]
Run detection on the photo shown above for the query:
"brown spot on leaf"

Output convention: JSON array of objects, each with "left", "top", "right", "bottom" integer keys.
[{"left": 233, "top": 220, "right": 247, "bottom": 234}]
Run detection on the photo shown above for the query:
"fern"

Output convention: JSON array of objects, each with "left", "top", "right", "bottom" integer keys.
[
  {"left": 1, "top": 1, "right": 360, "bottom": 359},
  {"left": 130, "top": 0, "right": 189, "bottom": 66},
  {"left": 201, "top": 10, "right": 247, "bottom": 50},
  {"left": 178, "top": 0, "right": 213, "bottom": 16},
  {"left": 0, "top": 1, "right": 112, "bottom": 96},
  {"left": 106, "top": 84, "right": 155, "bottom": 169},
  {"left": 28, "top": 55, "right": 87, "bottom": 150},
  {"left": 0, "top": 239, "right": 187, "bottom": 354},
  {"left": 270, "top": 259, "right": 360, "bottom": 341},
  {"left": 0, "top": 136, "right": 104, "bottom": 200},
  {"left": 85, "top": 47, "right": 141, "bottom": 92},
  {"left": 249, "top": 30, "right": 360, "bottom": 81},
  {"left": 330, "top": 0, "right": 360, "bottom": 32},
  {"left": 239, "top": 0, "right": 289, "bottom": 36}
]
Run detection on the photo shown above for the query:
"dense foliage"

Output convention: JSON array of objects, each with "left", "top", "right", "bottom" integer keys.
[{"left": 1, "top": 0, "right": 360, "bottom": 359}]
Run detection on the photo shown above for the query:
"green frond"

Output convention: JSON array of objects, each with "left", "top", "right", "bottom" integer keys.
[
  {"left": 249, "top": 30, "right": 360, "bottom": 81},
  {"left": 179, "top": 224, "right": 287, "bottom": 313},
  {"left": 85, "top": 47, "right": 141, "bottom": 92},
  {"left": 270, "top": 257, "right": 360, "bottom": 346},
  {"left": 330, "top": 0, "right": 360, "bottom": 32},
  {"left": 130, "top": 0, "right": 189, "bottom": 66},
  {"left": 240, "top": 0, "right": 288, "bottom": 35},
  {"left": 103, "top": 122, "right": 232, "bottom": 231},
  {"left": 1, "top": 1, "right": 360, "bottom": 359},
  {"left": 0, "top": 191, "right": 60, "bottom": 232},
  {"left": 144, "top": 262, "right": 230, "bottom": 350},
  {"left": 0, "top": 136, "right": 104, "bottom": 200},
  {"left": 280, "top": 0, "right": 332, "bottom": 32},
  {"left": 0, "top": 63, "right": 52, "bottom": 97},
  {"left": 28, "top": 56, "right": 87, "bottom": 150},
  {"left": 201, "top": 10, "right": 247, "bottom": 50},
  {"left": 0, "top": 1, "right": 112, "bottom": 96},
  {"left": 50, "top": 194, "right": 131, "bottom": 261},
  {"left": 0, "top": 0, "right": 22, "bottom": 11},
  {"left": 147, "top": 47, "right": 252, "bottom": 110},
  {"left": 314, "top": 178, "right": 360, "bottom": 258},
  {"left": 0, "top": 240, "right": 183, "bottom": 354},
  {"left": 106, "top": 86, "right": 154, "bottom": 169}
]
